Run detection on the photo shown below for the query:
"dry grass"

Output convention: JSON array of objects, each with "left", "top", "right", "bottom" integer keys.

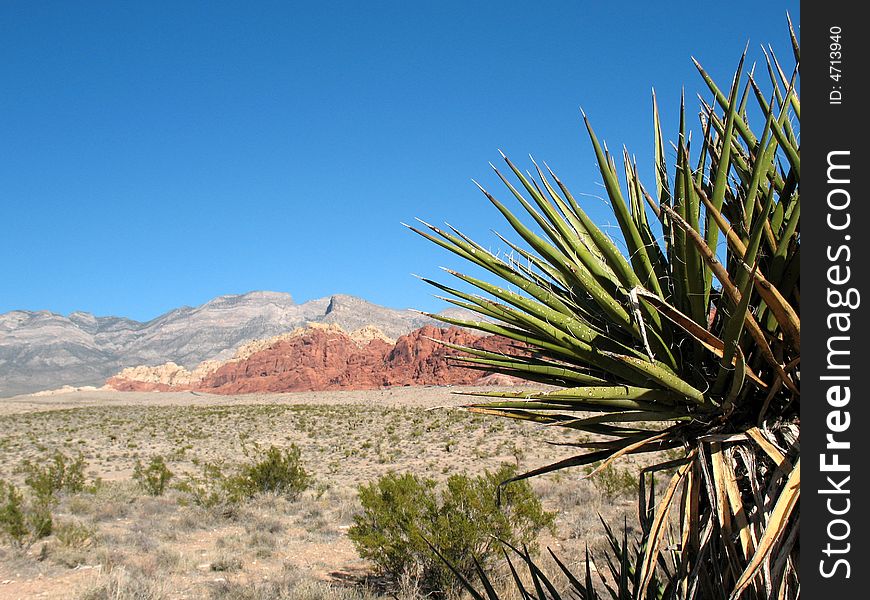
[{"left": 0, "top": 387, "right": 643, "bottom": 599}]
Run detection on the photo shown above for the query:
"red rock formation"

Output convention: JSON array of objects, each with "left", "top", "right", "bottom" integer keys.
[
  {"left": 200, "top": 330, "right": 393, "bottom": 393},
  {"left": 106, "top": 325, "right": 525, "bottom": 394},
  {"left": 104, "top": 380, "right": 177, "bottom": 392},
  {"left": 380, "top": 325, "right": 517, "bottom": 387}
]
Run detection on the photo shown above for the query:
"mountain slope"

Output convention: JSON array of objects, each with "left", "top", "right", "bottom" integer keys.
[{"left": 0, "top": 291, "right": 447, "bottom": 396}]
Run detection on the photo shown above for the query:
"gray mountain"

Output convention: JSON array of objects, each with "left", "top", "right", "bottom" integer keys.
[{"left": 0, "top": 291, "right": 451, "bottom": 397}]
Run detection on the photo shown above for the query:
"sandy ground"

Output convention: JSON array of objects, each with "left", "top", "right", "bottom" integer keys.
[{"left": 0, "top": 386, "right": 490, "bottom": 415}]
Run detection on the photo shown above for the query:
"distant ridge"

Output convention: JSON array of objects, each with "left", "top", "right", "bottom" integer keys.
[{"left": 0, "top": 291, "right": 465, "bottom": 396}]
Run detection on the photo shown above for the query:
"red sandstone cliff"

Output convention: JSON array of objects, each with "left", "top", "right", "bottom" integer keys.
[{"left": 106, "top": 325, "right": 522, "bottom": 394}]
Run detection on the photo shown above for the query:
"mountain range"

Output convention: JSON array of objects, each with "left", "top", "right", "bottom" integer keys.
[{"left": 0, "top": 291, "right": 454, "bottom": 397}]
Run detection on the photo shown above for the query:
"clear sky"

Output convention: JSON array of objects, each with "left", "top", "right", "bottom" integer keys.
[{"left": 1, "top": 1, "right": 798, "bottom": 321}]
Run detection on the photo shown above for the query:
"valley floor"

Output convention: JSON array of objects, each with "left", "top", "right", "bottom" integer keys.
[{"left": 0, "top": 387, "right": 642, "bottom": 599}]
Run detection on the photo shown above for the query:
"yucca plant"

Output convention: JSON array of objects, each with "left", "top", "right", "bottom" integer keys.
[{"left": 408, "top": 17, "right": 799, "bottom": 600}]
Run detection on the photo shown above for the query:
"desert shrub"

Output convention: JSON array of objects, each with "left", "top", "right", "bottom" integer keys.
[
  {"left": 348, "top": 464, "right": 554, "bottom": 595},
  {"left": 79, "top": 480, "right": 139, "bottom": 521},
  {"left": 45, "top": 519, "right": 97, "bottom": 567},
  {"left": 1, "top": 450, "right": 89, "bottom": 547},
  {"left": 210, "top": 552, "right": 244, "bottom": 572},
  {"left": 132, "top": 455, "right": 173, "bottom": 496},
  {"left": 54, "top": 519, "right": 96, "bottom": 548},
  {"left": 232, "top": 444, "right": 310, "bottom": 499},
  {"left": 0, "top": 481, "right": 28, "bottom": 545},
  {"left": 178, "top": 445, "right": 310, "bottom": 509},
  {"left": 588, "top": 464, "right": 638, "bottom": 499},
  {"left": 25, "top": 499, "right": 53, "bottom": 541},
  {"left": 0, "top": 479, "right": 53, "bottom": 548},
  {"left": 176, "top": 462, "right": 231, "bottom": 509},
  {"left": 83, "top": 476, "right": 104, "bottom": 495},
  {"left": 20, "top": 450, "right": 87, "bottom": 498}
]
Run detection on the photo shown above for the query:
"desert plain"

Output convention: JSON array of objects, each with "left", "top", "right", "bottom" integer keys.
[{"left": 0, "top": 386, "right": 646, "bottom": 599}]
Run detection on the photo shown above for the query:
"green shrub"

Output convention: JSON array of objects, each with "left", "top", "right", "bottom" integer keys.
[
  {"left": 349, "top": 473, "right": 438, "bottom": 580},
  {"left": 133, "top": 455, "right": 173, "bottom": 496},
  {"left": 20, "top": 450, "right": 87, "bottom": 499},
  {"left": 2, "top": 450, "right": 88, "bottom": 546},
  {"left": 588, "top": 464, "right": 638, "bottom": 499},
  {"left": 178, "top": 445, "right": 310, "bottom": 509},
  {"left": 0, "top": 479, "right": 53, "bottom": 548},
  {"left": 348, "top": 465, "right": 554, "bottom": 595},
  {"left": 233, "top": 445, "right": 310, "bottom": 500},
  {"left": 0, "top": 481, "right": 27, "bottom": 545}
]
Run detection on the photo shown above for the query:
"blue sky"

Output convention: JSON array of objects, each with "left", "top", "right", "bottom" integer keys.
[{"left": 1, "top": 1, "right": 798, "bottom": 321}]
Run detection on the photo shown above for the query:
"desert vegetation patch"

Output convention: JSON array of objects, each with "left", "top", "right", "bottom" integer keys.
[{"left": 0, "top": 388, "right": 644, "bottom": 599}]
